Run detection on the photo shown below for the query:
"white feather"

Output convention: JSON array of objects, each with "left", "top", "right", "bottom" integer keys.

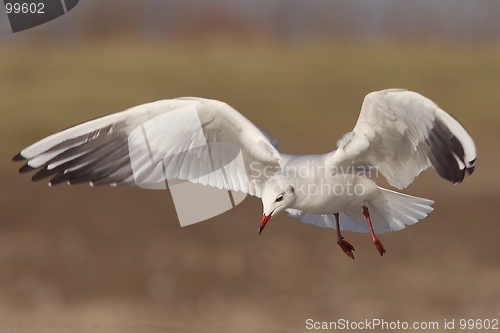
[{"left": 327, "top": 89, "right": 477, "bottom": 189}]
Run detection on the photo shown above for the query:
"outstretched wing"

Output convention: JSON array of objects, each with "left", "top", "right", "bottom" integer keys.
[
  {"left": 13, "top": 98, "right": 282, "bottom": 197},
  {"left": 328, "top": 89, "right": 476, "bottom": 189}
]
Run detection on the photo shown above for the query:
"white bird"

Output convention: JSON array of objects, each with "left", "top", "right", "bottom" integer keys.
[{"left": 14, "top": 89, "right": 476, "bottom": 259}]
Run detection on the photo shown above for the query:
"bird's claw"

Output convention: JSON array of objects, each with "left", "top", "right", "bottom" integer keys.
[
  {"left": 373, "top": 238, "right": 386, "bottom": 256},
  {"left": 337, "top": 238, "right": 355, "bottom": 260}
]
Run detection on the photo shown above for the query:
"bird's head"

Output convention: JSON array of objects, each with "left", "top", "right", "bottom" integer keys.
[{"left": 259, "top": 176, "right": 296, "bottom": 235}]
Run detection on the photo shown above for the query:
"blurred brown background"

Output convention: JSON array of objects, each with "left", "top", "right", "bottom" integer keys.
[{"left": 1, "top": 1, "right": 499, "bottom": 332}]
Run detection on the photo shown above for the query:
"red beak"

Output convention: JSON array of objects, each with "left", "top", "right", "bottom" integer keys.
[{"left": 259, "top": 211, "right": 274, "bottom": 235}]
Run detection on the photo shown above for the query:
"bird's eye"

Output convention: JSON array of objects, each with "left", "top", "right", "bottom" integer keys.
[{"left": 275, "top": 194, "right": 284, "bottom": 202}]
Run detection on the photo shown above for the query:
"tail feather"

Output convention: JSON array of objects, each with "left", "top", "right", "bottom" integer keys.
[
  {"left": 377, "top": 187, "right": 434, "bottom": 232},
  {"left": 288, "top": 188, "right": 434, "bottom": 234},
  {"left": 336, "top": 188, "right": 433, "bottom": 234}
]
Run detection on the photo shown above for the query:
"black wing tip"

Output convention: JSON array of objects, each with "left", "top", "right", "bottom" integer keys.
[
  {"left": 428, "top": 117, "right": 477, "bottom": 185},
  {"left": 467, "top": 158, "right": 476, "bottom": 175},
  {"left": 435, "top": 158, "right": 475, "bottom": 185},
  {"left": 12, "top": 153, "right": 26, "bottom": 161},
  {"left": 434, "top": 160, "right": 473, "bottom": 185},
  {"left": 19, "top": 163, "right": 35, "bottom": 173},
  {"left": 31, "top": 166, "right": 52, "bottom": 181}
]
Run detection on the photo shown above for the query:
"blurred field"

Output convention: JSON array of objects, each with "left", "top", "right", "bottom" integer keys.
[{"left": 1, "top": 39, "right": 500, "bottom": 333}]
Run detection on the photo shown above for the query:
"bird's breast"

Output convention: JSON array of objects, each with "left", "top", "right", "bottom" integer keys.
[{"left": 290, "top": 175, "right": 376, "bottom": 214}]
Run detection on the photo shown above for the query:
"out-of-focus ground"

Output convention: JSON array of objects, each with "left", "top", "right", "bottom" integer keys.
[{"left": 0, "top": 40, "right": 500, "bottom": 333}]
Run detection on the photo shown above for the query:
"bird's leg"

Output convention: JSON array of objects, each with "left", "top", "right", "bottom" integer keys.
[
  {"left": 362, "top": 205, "right": 386, "bottom": 256},
  {"left": 335, "top": 213, "right": 355, "bottom": 260}
]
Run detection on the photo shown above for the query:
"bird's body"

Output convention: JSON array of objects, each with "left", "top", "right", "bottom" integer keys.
[
  {"left": 270, "top": 154, "right": 377, "bottom": 214},
  {"left": 261, "top": 156, "right": 433, "bottom": 233},
  {"left": 14, "top": 89, "right": 476, "bottom": 258}
]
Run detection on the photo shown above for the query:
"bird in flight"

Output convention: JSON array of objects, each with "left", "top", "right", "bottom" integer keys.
[{"left": 14, "top": 89, "right": 476, "bottom": 259}]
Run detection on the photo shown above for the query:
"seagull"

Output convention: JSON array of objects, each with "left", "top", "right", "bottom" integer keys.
[{"left": 14, "top": 89, "right": 476, "bottom": 259}]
